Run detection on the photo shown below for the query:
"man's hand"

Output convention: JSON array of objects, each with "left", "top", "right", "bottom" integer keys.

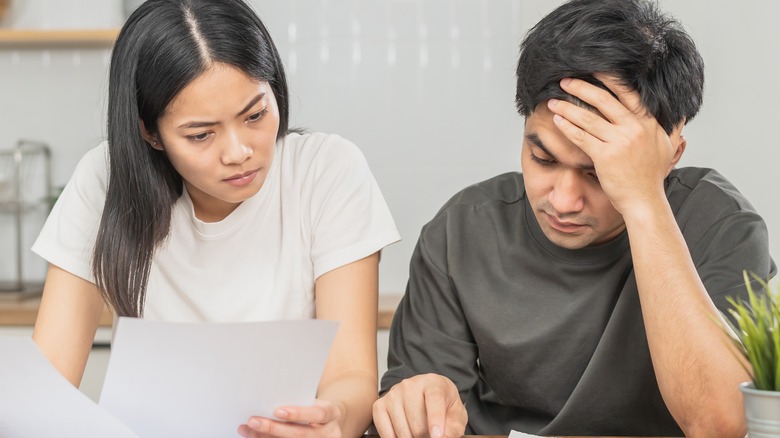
[
  {"left": 546, "top": 74, "right": 683, "bottom": 217},
  {"left": 373, "top": 373, "right": 467, "bottom": 438}
]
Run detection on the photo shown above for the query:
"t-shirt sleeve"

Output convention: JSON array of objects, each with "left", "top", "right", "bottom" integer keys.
[
  {"left": 687, "top": 208, "right": 776, "bottom": 314},
  {"left": 31, "top": 143, "right": 109, "bottom": 283},
  {"left": 305, "top": 134, "right": 401, "bottom": 279},
  {"left": 380, "top": 215, "right": 479, "bottom": 401}
]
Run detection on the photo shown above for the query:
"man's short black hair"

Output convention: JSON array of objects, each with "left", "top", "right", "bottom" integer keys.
[{"left": 515, "top": 0, "right": 704, "bottom": 134}]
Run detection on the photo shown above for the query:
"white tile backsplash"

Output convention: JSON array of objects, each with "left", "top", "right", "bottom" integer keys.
[
  {"left": 1, "top": 0, "right": 780, "bottom": 292},
  {"left": 6, "top": 0, "right": 124, "bottom": 29}
]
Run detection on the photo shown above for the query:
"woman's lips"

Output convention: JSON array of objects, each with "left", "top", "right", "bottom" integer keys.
[{"left": 223, "top": 169, "right": 258, "bottom": 187}]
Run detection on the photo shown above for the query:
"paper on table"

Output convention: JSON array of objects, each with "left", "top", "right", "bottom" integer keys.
[
  {"left": 99, "top": 317, "right": 338, "bottom": 438},
  {"left": 509, "top": 430, "right": 547, "bottom": 438},
  {"left": 0, "top": 336, "right": 140, "bottom": 438}
]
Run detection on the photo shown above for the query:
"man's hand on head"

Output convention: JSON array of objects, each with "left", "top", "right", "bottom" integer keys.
[
  {"left": 545, "top": 73, "right": 684, "bottom": 217},
  {"left": 372, "top": 373, "right": 467, "bottom": 438}
]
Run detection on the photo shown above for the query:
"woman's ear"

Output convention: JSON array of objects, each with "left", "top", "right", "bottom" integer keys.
[{"left": 140, "top": 120, "right": 163, "bottom": 151}]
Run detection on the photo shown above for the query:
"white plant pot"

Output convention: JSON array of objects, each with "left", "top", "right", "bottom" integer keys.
[{"left": 741, "top": 382, "right": 780, "bottom": 437}]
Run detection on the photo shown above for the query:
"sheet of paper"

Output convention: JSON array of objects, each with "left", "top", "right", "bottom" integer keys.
[
  {"left": 509, "top": 430, "right": 546, "bottom": 438},
  {"left": 0, "top": 336, "right": 139, "bottom": 438},
  {"left": 99, "top": 317, "right": 338, "bottom": 438}
]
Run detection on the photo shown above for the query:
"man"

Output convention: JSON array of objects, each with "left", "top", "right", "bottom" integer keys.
[{"left": 373, "top": 0, "right": 775, "bottom": 437}]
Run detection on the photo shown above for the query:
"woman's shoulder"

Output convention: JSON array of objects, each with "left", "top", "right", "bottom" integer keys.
[{"left": 70, "top": 141, "right": 110, "bottom": 189}]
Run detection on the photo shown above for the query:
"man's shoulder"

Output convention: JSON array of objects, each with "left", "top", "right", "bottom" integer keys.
[
  {"left": 668, "top": 167, "right": 757, "bottom": 214},
  {"left": 418, "top": 172, "right": 526, "bottom": 242},
  {"left": 437, "top": 172, "right": 525, "bottom": 213}
]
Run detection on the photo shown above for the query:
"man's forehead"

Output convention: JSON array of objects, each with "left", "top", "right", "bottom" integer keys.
[{"left": 524, "top": 110, "right": 596, "bottom": 170}]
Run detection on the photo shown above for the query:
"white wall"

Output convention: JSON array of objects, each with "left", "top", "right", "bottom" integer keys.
[{"left": 1, "top": 0, "right": 778, "bottom": 294}]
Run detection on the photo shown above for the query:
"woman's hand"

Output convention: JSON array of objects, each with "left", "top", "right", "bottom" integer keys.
[{"left": 238, "top": 399, "right": 343, "bottom": 438}]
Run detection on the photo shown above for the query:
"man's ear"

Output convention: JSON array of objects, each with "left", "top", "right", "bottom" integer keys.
[
  {"left": 140, "top": 120, "right": 163, "bottom": 151},
  {"left": 667, "top": 121, "right": 687, "bottom": 173}
]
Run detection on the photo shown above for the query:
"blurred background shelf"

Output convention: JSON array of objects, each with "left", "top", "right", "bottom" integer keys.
[
  {"left": 0, "top": 28, "right": 118, "bottom": 47},
  {"left": 0, "top": 140, "right": 52, "bottom": 293}
]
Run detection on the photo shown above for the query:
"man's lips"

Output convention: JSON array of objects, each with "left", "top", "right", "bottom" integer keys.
[{"left": 544, "top": 212, "right": 586, "bottom": 233}]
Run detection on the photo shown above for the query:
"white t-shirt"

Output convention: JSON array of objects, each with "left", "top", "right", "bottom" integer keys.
[{"left": 32, "top": 132, "right": 400, "bottom": 322}]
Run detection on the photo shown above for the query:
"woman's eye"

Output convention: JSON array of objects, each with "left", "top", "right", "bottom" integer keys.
[
  {"left": 188, "top": 132, "right": 210, "bottom": 142},
  {"left": 247, "top": 109, "right": 267, "bottom": 122}
]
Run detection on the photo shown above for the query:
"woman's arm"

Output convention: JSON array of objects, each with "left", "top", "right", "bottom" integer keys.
[
  {"left": 313, "top": 251, "right": 380, "bottom": 437},
  {"left": 240, "top": 252, "right": 380, "bottom": 438},
  {"left": 32, "top": 264, "right": 106, "bottom": 387}
]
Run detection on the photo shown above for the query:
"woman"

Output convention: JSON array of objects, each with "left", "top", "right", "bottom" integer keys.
[{"left": 30, "top": 1, "right": 400, "bottom": 437}]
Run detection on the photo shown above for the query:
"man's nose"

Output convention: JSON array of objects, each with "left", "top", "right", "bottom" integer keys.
[{"left": 548, "top": 170, "right": 585, "bottom": 215}]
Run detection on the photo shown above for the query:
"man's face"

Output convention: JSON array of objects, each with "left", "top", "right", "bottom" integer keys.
[{"left": 521, "top": 102, "right": 626, "bottom": 249}]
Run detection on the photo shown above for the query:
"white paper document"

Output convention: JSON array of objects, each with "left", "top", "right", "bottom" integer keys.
[
  {"left": 0, "top": 336, "right": 139, "bottom": 438},
  {"left": 509, "top": 430, "right": 547, "bottom": 438},
  {"left": 99, "top": 317, "right": 338, "bottom": 437}
]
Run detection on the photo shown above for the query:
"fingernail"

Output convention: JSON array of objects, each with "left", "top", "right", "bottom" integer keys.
[
  {"left": 561, "top": 78, "right": 572, "bottom": 86},
  {"left": 238, "top": 425, "right": 248, "bottom": 437},
  {"left": 548, "top": 98, "right": 559, "bottom": 107},
  {"left": 275, "top": 409, "right": 288, "bottom": 419},
  {"left": 432, "top": 426, "right": 443, "bottom": 438},
  {"left": 249, "top": 418, "right": 262, "bottom": 429},
  {"left": 553, "top": 114, "right": 564, "bottom": 124}
]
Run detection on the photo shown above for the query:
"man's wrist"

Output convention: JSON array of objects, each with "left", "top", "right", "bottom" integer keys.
[{"left": 619, "top": 193, "right": 673, "bottom": 231}]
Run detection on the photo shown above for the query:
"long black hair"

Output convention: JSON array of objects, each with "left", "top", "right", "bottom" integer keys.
[
  {"left": 515, "top": 0, "right": 704, "bottom": 134},
  {"left": 93, "top": 0, "right": 289, "bottom": 317}
]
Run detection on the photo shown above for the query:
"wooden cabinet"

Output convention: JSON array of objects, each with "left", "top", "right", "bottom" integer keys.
[{"left": 0, "top": 28, "right": 118, "bottom": 47}]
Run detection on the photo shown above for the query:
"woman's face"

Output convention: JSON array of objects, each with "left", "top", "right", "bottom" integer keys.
[{"left": 150, "top": 62, "right": 280, "bottom": 222}]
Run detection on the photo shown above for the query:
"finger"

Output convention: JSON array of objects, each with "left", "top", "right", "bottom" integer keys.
[
  {"left": 547, "top": 98, "right": 612, "bottom": 142},
  {"left": 592, "top": 72, "right": 645, "bottom": 118},
  {"left": 238, "top": 423, "right": 272, "bottom": 438},
  {"left": 386, "top": 408, "right": 415, "bottom": 438},
  {"left": 423, "top": 387, "right": 448, "bottom": 438},
  {"left": 551, "top": 112, "right": 603, "bottom": 157},
  {"left": 273, "top": 402, "right": 337, "bottom": 425},
  {"left": 245, "top": 416, "right": 315, "bottom": 438},
  {"left": 558, "top": 77, "right": 631, "bottom": 124},
  {"left": 384, "top": 392, "right": 416, "bottom": 438},
  {"left": 402, "top": 385, "right": 432, "bottom": 437},
  {"left": 372, "top": 401, "right": 398, "bottom": 438},
  {"left": 443, "top": 399, "right": 467, "bottom": 438},
  {"left": 443, "top": 412, "right": 467, "bottom": 438}
]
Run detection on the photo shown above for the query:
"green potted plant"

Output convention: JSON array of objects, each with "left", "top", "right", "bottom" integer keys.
[{"left": 723, "top": 271, "right": 780, "bottom": 437}]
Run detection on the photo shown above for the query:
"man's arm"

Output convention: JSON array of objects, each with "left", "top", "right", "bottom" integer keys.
[
  {"left": 373, "top": 219, "right": 477, "bottom": 438},
  {"left": 547, "top": 75, "right": 763, "bottom": 437}
]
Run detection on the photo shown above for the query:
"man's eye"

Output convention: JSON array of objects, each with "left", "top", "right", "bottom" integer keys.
[{"left": 531, "top": 154, "right": 555, "bottom": 166}]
